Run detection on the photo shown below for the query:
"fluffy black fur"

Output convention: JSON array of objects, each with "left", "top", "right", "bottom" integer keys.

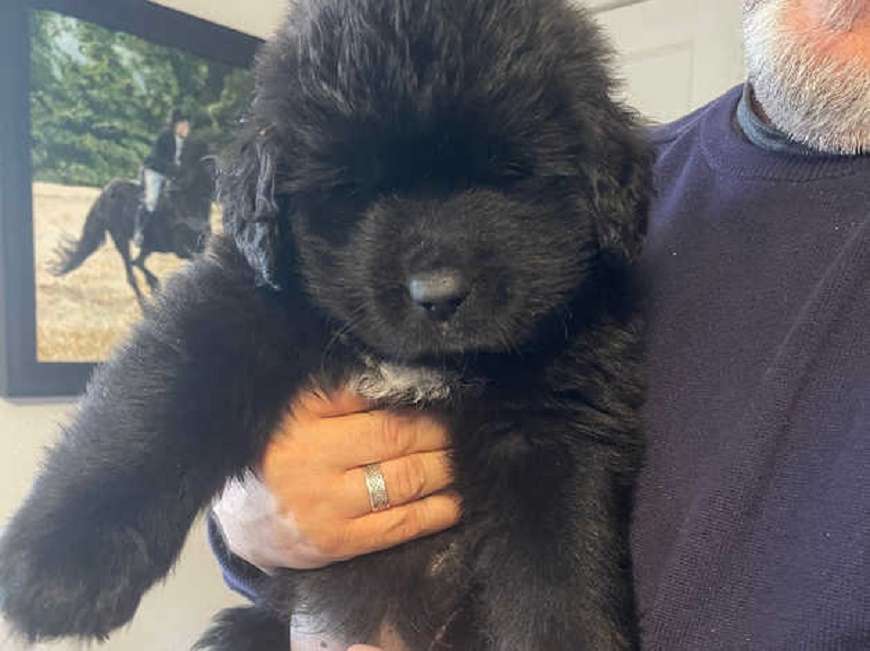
[
  {"left": 192, "top": 607, "right": 290, "bottom": 651},
  {"left": 0, "top": 1, "right": 651, "bottom": 649}
]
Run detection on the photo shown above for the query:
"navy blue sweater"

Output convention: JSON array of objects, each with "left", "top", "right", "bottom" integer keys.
[
  {"left": 632, "top": 85, "right": 869, "bottom": 649},
  {"left": 210, "top": 85, "right": 870, "bottom": 648}
]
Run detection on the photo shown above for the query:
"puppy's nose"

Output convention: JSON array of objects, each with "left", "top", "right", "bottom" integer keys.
[{"left": 407, "top": 269, "right": 469, "bottom": 321}]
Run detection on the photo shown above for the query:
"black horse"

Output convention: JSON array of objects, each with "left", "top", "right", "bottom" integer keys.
[{"left": 51, "top": 140, "right": 215, "bottom": 306}]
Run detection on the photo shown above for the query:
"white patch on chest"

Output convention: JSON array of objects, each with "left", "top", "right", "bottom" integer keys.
[
  {"left": 427, "top": 541, "right": 461, "bottom": 578},
  {"left": 348, "top": 357, "right": 452, "bottom": 405}
]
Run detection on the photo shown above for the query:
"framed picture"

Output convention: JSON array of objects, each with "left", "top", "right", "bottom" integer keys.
[{"left": 0, "top": 0, "right": 261, "bottom": 397}]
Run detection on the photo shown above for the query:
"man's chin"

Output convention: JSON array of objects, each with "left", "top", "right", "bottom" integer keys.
[
  {"left": 744, "top": 1, "right": 870, "bottom": 155},
  {"left": 752, "top": 72, "right": 870, "bottom": 155}
]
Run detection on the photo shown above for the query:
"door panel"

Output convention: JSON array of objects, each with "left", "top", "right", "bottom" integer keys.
[{"left": 591, "top": 0, "right": 745, "bottom": 123}]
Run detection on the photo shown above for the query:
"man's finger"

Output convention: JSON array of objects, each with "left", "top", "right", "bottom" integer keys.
[
  {"left": 342, "top": 451, "right": 453, "bottom": 517},
  {"left": 343, "top": 491, "right": 461, "bottom": 556},
  {"left": 293, "top": 387, "right": 373, "bottom": 420},
  {"left": 323, "top": 410, "right": 451, "bottom": 469}
]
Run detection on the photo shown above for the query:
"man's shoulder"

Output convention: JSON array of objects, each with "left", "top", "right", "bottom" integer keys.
[{"left": 646, "top": 85, "right": 742, "bottom": 150}]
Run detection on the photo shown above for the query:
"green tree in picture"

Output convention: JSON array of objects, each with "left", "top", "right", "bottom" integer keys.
[{"left": 30, "top": 10, "right": 254, "bottom": 188}]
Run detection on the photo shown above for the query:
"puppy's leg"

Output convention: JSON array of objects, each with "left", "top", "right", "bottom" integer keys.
[
  {"left": 194, "top": 607, "right": 290, "bottom": 651},
  {"left": 467, "top": 433, "right": 639, "bottom": 651},
  {"left": 0, "top": 247, "right": 314, "bottom": 642}
]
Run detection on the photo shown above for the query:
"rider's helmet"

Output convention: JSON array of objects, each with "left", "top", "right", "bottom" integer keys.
[{"left": 168, "top": 108, "right": 190, "bottom": 129}]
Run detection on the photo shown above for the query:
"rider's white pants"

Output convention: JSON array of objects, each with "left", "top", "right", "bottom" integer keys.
[{"left": 143, "top": 168, "right": 165, "bottom": 213}]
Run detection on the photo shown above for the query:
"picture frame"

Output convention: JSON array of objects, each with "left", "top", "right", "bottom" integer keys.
[{"left": 0, "top": 0, "right": 262, "bottom": 397}]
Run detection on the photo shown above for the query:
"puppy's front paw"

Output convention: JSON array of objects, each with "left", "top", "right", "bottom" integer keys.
[{"left": 0, "top": 524, "right": 155, "bottom": 642}]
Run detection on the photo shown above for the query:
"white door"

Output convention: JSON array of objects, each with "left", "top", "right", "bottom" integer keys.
[{"left": 586, "top": 0, "right": 746, "bottom": 123}]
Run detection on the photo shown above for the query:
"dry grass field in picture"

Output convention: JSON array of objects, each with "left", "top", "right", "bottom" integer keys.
[{"left": 32, "top": 181, "right": 221, "bottom": 362}]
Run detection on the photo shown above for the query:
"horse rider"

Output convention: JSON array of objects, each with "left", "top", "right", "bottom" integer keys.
[{"left": 134, "top": 109, "right": 191, "bottom": 246}]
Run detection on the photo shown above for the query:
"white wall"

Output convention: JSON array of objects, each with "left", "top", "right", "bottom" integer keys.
[
  {"left": 148, "top": 0, "right": 745, "bottom": 123},
  {"left": 0, "top": 400, "right": 245, "bottom": 651},
  {"left": 148, "top": 0, "right": 286, "bottom": 39},
  {"left": 595, "top": 0, "right": 745, "bottom": 123}
]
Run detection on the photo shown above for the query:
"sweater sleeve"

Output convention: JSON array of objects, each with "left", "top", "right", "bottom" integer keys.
[{"left": 205, "top": 511, "right": 269, "bottom": 604}]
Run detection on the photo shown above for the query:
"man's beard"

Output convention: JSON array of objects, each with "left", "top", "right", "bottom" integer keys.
[{"left": 743, "top": 0, "right": 870, "bottom": 155}]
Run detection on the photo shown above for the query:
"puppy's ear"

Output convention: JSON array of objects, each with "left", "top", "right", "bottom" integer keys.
[
  {"left": 219, "top": 126, "right": 288, "bottom": 289},
  {"left": 589, "top": 123, "right": 652, "bottom": 267}
]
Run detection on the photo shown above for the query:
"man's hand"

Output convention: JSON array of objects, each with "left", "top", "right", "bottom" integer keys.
[{"left": 212, "top": 389, "right": 459, "bottom": 571}]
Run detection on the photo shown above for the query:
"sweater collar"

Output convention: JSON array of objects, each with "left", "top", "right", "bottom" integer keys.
[
  {"left": 699, "top": 85, "right": 870, "bottom": 182},
  {"left": 735, "top": 84, "right": 817, "bottom": 157}
]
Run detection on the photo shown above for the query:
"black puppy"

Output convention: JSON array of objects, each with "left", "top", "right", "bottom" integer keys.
[{"left": 0, "top": 0, "right": 651, "bottom": 648}]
